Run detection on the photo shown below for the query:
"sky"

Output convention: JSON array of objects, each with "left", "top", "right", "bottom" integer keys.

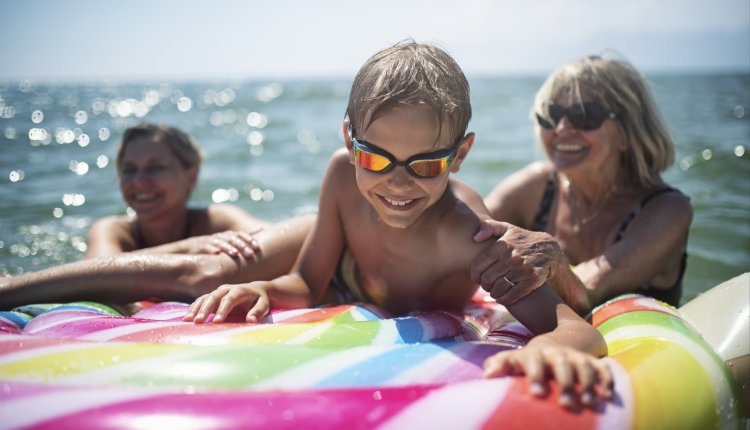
[{"left": 0, "top": 0, "right": 748, "bottom": 81}]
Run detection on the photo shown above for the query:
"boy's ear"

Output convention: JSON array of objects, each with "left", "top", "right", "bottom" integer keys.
[
  {"left": 342, "top": 120, "right": 356, "bottom": 163},
  {"left": 449, "top": 132, "right": 475, "bottom": 174}
]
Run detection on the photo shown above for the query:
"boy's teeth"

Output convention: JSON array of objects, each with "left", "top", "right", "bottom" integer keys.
[{"left": 385, "top": 197, "right": 413, "bottom": 206}]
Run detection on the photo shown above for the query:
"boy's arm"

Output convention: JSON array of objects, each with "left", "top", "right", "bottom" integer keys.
[
  {"left": 184, "top": 151, "right": 351, "bottom": 323},
  {"left": 289, "top": 150, "right": 350, "bottom": 304},
  {"left": 485, "top": 286, "right": 612, "bottom": 408}
]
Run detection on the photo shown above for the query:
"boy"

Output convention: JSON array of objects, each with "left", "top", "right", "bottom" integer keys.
[{"left": 184, "top": 41, "right": 613, "bottom": 408}]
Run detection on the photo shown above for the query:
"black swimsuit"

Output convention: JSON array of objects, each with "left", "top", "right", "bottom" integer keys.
[{"left": 531, "top": 175, "right": 687, "bottom": 307}]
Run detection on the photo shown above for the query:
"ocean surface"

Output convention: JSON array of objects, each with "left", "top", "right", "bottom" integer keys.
[{"left": 0, "top": 73, "right": 748, "bottom": 304}]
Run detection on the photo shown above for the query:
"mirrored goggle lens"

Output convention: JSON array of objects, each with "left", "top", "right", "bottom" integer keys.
[
  {"left": 408, "top": 158, "right": 450, "bottom": 177},
  {"left": 355, "top": 148, "right": 392, "bottom": 172}
]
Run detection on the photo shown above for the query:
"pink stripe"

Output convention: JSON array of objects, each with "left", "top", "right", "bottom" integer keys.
[{"left": 24, "top": 384, "right": 443, "bottom": 430}]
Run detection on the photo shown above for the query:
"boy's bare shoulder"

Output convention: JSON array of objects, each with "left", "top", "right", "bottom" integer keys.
[
  {"left": 325, "top": 148, "right": 353, "bottom": 178},
  {"left": 434, "top": 181, "right": 491, "bottom": 260}
]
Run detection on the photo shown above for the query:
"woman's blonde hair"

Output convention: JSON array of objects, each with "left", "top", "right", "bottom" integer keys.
[
  {"left": 346, "top": 40, "right": 471, "bottom": 146},
  {"left": 532, "top": 54, "right": 674, "bottom": 189}
]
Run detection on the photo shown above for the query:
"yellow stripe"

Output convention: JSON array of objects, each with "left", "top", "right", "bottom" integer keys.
[
  {"left": 611, "top": 338, "right": 718, "bottom": 430},
  {"left": 0, "top": 343, "right": 181, "bottom": 380}
]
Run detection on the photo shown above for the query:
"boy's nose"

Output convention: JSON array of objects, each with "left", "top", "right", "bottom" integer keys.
[{"left": 387, "top": 165, "right": 413, "bottom": 187}]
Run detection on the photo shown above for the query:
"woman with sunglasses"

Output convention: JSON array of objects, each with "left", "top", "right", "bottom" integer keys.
[
  {"left": 472, "top": 54, "right": 693, "bottom": 314},
  {"left": 86, "top": 123, "right": 267, "bottom": 259}
]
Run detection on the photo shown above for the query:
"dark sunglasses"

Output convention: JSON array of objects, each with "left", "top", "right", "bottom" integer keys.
[
  {"left": 536, "top": 101, "right": 619, "bottom": 131},
  {"left": 351, "top": 137, "right": 460, "bottom": 178}
]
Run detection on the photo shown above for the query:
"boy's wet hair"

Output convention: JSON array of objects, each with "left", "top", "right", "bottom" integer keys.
[
  {"left": 346, "top": 40, "right": 471, "bottom": 146},
  {"left": 116, "top": 123, "right": 204, "bottom": 173}
]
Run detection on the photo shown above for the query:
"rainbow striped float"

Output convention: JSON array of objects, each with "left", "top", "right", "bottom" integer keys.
[{"left": 0, "top": 275, "right": 746, "bottom": 429}]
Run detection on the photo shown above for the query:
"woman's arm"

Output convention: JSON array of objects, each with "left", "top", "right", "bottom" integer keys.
[
  {"left": 0, "top": 214, "right": 314, "bottom": 310},
  {"left": 559, "top": 191, "right": 693, "bottom": 311}
]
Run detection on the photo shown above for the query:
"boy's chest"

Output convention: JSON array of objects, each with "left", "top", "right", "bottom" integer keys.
[{"left": 344, "top": 227, "right": 476, "bottom": 314}]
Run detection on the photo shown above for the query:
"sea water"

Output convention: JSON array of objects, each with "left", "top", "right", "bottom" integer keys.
[{"left": 0, "top": 74, "right": 748, "bottom": 304}]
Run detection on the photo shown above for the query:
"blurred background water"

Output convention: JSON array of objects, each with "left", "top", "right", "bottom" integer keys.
[{"left": 0, "top": 74, "right": 747, "bottom": 304}]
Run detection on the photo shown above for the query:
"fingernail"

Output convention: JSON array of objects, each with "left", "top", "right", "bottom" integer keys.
[
  {"left": 582, "top": 391, "right": 593, "bottom": 405},
  {"left": 215, "top": 313, "right": 223, "bottom": 320},
  {"left": 560, "top": 392, "right": 574, "bottom": 407},
  {"left": 243, "top": 246, "right": 253, "bottom": 256},
  {"left": 196, "top": 312, "right": 204, "bottom": 319},
  {"left": 530, "top": 383, "right": 545, "bottom": 396}
]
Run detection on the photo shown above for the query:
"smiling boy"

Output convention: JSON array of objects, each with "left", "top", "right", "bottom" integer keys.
[{"left": 185, "top": 40, "right": 612, "bottom": 408}]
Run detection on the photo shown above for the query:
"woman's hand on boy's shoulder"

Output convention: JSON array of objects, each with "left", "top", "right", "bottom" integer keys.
[{"left": 471, "top": 220, "right": 566, "bottom": 306}]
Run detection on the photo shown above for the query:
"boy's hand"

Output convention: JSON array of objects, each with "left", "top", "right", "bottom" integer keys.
[
  {"left": 483, "top": 346, "right": 614, "bottom": 409},
  {"left": 471, "top": 220, "right": 564, "bottom": 306},
  {"left": 183, "top": 281, "right": 270, "bottom": 324}
]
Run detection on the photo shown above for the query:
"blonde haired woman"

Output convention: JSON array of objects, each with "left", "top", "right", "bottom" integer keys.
[{"left": 474, "top": 54, "right": 693, "bottom": 313}]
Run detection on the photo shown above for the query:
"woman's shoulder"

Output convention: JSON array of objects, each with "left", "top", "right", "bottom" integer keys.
[
  {"left": 202, "top": 204, "right": 267, "bottom": 233},
  {"left": 639, "top": 184, "right": 693, "bottom": 221},
  {"left": 89, "top": 214, "right": 133, "bottom": 231},
  {"left": 484, "top": 161, "right": 556, "bottom": 225}
]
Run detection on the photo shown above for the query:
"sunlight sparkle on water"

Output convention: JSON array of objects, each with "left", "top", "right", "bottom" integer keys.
[
  {"left": 177, "top": 96, "right": 193, "bottom": 112},
  {"left": 96, "top": 155, "right": 109, "bottom": 168},
  {"left": 9, "top": 170, "right": 25, "bottom": 182},
  {"left": 77, "top": 134, "right": 90, "bottom": 147},
  {"left": 246, "top": 112, "right": 268, "bottom": 128},
  {"left": 98, "top": 127, "right": 111, "bottom": 141},
  {"left": 211, "top": 188, "right": 239, "bottom": 203},
  {"left": 69, "top": 161, "right": 89, "bottom": 176},
  {"left": 31, "top": 110, "right": 44, "bottom": 124},
  {"left": 62, "top": 193, "right": 86, "bottom": 206},
  {"left": 74, "top": 110, "right": 88, "bottom": 125}
]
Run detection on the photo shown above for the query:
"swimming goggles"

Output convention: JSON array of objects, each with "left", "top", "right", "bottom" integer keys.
[
  {"left": 351, "top": 137, "right": 460, "bottom": 178},
  {"left": 536, "top": 101, "right": 619, "bottom": 131}
]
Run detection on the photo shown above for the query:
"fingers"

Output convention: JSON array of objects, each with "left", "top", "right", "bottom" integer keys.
[
  {"left": 209, "top": 231, "right": 260, "bottom": 258},
  {"left": 246, "top": 293, "right": 270, "bottom": 323},
  {"left": 474, "top": 219, "right": 510, "bottom": 242},
  {"left": 551, "top": 355, "right": 576, "bottom": 408},
  {"left": 483, "top": 351, "right": 516, "bottom": 378},
  {"left": 483, "top": 348, "right": 615, "bottom": 410},
  {"left": 495, "top": 265, "right": 549, "bottom": 306}
]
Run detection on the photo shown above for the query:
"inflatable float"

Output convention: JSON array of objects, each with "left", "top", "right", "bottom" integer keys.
[{"left": 0, "top": 273, "right": 747, "bottom": 429}]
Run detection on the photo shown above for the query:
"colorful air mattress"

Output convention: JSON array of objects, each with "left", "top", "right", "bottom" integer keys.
[{"left": 0, "top": 292, "right": 742, "bottom": 429}]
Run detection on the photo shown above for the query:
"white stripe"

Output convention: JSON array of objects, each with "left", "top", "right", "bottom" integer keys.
[
  {"left": 379, "top": 379, "right": 512, "bottom": 429},
  {"left": 595, "top": 357, "right": 634, "bottom": 430},
  {"left": 77, "top": 321, "right": 183, "bottom": 341},
  {"left": 370, "top": 320, "right": 399, "bottom": 345},
  {"left": 176, "top": 324, "right": 268, "bottom": 346},
  {"left": 0, "top": 385, "right": 161, "bottom": 429}
]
